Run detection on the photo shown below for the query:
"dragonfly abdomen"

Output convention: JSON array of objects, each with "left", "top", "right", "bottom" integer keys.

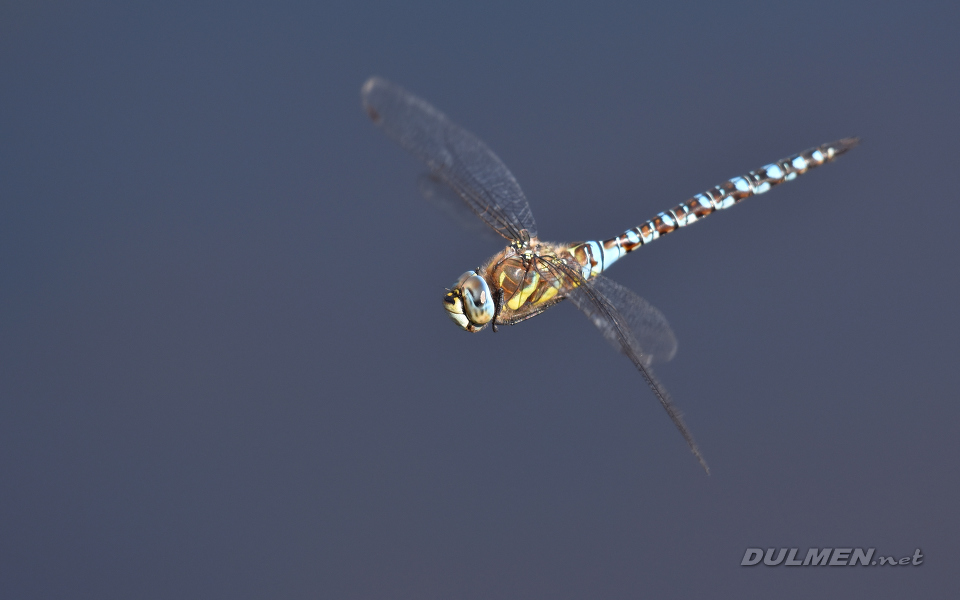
[
  {"left": 597, "top": 138, "right": 860, "bottom": 260},
  {"left": 567, "top": 240, "right": 628, "bottom": 279}
]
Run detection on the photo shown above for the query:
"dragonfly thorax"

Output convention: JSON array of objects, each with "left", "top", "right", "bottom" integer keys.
[
  {"left": 443, "top": 240, "right": 580, "bottom": 334},
  {"left": 443, "top": 270, "right": 495, "bottom": 332}
]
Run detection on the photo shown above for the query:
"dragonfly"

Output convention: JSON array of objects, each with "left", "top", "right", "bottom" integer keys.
[{"left": 361, "top": 76, "right": 857, "bottom": 473}]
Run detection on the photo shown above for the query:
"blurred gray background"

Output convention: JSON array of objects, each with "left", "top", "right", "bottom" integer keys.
[{"left": 2, "top": 1, "right": 958, "bottom": 598}]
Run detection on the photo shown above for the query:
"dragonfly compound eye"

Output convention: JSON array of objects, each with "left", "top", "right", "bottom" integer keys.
[
  {"left": 444, "top": 271, "right": 493, "bottom": 331},
  {"left": 460, "top": 273, "right": 494, "bottom": 327}
]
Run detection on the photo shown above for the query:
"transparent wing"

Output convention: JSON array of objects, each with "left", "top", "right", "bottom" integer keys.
[
  {"left": 571, "top": 275, "right": 678, "bottom": 366},
  {"left": 538, "top": 257, "right": 708, "bottom": 473},
  {"left": 418, "top": 174, "right": 502, "bottom": 242},
  {"left": 362, "top": 76, "right": 537, "bottom": 242}
]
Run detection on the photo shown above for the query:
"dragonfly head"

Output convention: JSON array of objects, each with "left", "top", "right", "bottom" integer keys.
[{"left": 443, "top": 271, "right": 494, "bottom": 332}]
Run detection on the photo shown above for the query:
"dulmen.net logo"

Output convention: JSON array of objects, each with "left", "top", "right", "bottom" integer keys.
[{"left": 741, "top": 548, "right": 923, "bottom": 567}]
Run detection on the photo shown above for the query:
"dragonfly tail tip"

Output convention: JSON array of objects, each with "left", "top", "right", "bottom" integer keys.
[{"left": 834, "top": 137, "right": 861, "bottom": 155}]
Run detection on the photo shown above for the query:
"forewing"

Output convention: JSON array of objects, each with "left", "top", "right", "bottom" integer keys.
[
  {"left": 362, "top": 77, "right": 537, "bottom": 241},
  {"left": 572, "top": 275, "right": 678, "bottom": 366},
  {"left": 538, "top": 257, "right": 708, "bottom": 473},
  {"left": 418, "top": 174, "right": 502, "bottom": 242}
]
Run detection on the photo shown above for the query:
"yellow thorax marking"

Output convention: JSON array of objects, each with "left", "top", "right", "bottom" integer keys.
[
  {"left": 506, "top": 269, "right": 540, "bottom": 310},
  {"left": 536, "top": 284, "right": 559, "bottom": 304}
]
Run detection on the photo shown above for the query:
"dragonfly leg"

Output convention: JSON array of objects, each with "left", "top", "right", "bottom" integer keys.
[
  {"left": 492, "top": 287, "right": 505, "bottom": 332},
  {"left": 497, "top": 297, "right": 567, "bottom": 326}
]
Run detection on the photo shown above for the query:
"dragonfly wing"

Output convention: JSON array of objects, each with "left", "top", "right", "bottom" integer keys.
[
  {"left": 362, "top": 77, "right": 537, "bottom": 242},
  {"left": 572, "top": 275, "right": 678, "bottom": 366},
  {"left": 418, "top": 174, "right": 502, "bottom": 242},
  {"left": 539, "top": 258, "right": 708, "bottom": 473}
]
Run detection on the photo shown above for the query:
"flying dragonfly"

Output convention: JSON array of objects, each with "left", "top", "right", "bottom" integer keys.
[{"left": 361, "top": 76, "right": 857, "bottom": 473}]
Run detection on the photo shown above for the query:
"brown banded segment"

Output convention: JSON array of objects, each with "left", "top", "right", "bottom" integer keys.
[
  {"left": 672, "top": 204, "right": 692, "bottom": 225},
  {"left": 603, "top": 238, "right": 626, "bottom": 252},
  {"left": 653, "top": 213, "right": 676, "bottom": 235},
  {"left": 595, "top": 137, "right": 858, "bottom": 260},
  {"left": 689, "top": 197, "right": 715, "bottom": 217},
  {"left": 570, "top": 245, "right": 591, "bottom": 270},
  {"left": 619, "top": 237, "right": 641, "bottom": 253}
]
